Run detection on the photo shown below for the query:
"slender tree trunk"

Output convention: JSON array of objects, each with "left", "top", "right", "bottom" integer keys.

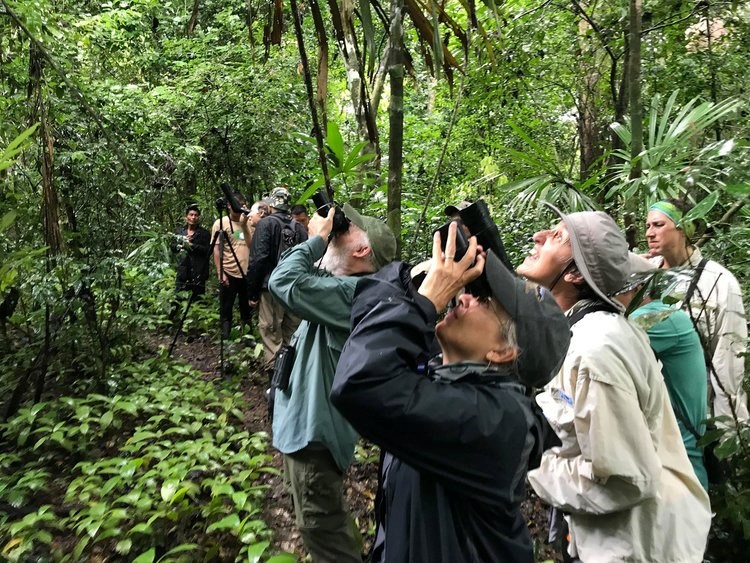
[
  {"left": 327, "top": 0, "right": 380, "bottom": 207},
  {"left": 289, "top": 0, "right": 332, "bottom": 194},
  {"left": 29, "top": 44, "right": 63, "bottom": 254},
  {"left": 245, "top": 0, "right": 256, "bottom": 48},
  {"left": 704, "top": 4, "right": 720, "bottom": 141},
  {"left": 388, "top": 0, "right": 404, "bottom": 257},
  {"left": 576, "top": 18, "right": 603, "bottom": 180},
  {"left": 186, "top": 0, "right": 200, "bottom": 36},
  {"left": 309, "top": 0, "right": 329, "bottom": 131},
  {"left": 625, "top": 0, "right": 642, "bottom": 248}
]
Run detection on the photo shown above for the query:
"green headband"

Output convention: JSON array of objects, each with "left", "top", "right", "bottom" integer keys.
[{"left": 649, "top": 201, "right": 696, "bottom": 239}]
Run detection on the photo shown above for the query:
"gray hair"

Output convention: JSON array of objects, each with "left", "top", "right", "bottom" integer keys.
[{"left": 489, "top": 299, "right": 520, "bottom": 359}]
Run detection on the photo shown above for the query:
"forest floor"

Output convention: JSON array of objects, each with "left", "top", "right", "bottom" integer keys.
[{"left": 167, "top": 331, "right": 559, "bottom": 562}]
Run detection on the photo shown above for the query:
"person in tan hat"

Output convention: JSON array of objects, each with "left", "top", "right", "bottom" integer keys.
[
  {"left": 268, "top": 203, "right": 397, "bottom": 562},
  {"left": 646, "top": 199, "right": 747, "bottom": 421},
  {"left": 517, "top": 206, "right": 710, "bottom": 563}
]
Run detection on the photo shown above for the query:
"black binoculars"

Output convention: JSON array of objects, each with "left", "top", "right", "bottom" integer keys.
[
  {"left": 312, "top": 190, "right": 351, "bottom": 236},
  {"left": 434, "top": 200, "right": 514, "bottom": 297}
]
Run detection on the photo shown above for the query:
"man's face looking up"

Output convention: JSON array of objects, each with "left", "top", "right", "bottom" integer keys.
[
  {"left": 516, "top": 221, "right": 573, "bottom": 288},
  {"left": 249, "top": 204, "right": 265, "bottom": 226}
]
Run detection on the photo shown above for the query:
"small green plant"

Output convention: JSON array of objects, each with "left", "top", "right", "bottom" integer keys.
[{"left": 0, "top": 354, "right": 289, "bottom": 561}]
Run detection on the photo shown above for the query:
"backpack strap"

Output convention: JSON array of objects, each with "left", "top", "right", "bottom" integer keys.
[
  {"left": 670, "top": 395, "right": 702, "bottom": 440},
  {"left": 567, "top": 301, "right": 618, "bottom": 328},
  {"left": 682, "top": 257, "right": 708, "bottom": 307}
]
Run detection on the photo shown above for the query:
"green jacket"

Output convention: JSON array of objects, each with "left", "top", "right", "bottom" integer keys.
[{"left": 268, "top": 235, "right": 360, "bottom": 471}]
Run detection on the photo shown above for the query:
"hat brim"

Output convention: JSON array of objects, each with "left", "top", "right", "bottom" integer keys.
[
  {"left": 543, "top": 203, "right": 624, "bottom": 311},
  {"left": 342, "top": 203, "right": 365, "bottom": 231},
  {"left": 485, "top": 250, "right": 570, "bottom": 387}
]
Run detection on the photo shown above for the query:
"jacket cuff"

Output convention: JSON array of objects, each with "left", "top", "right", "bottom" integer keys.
[
  {"left": 413, "top": 289, "right": 439, "bottom": 325},
  {"left": 307, "top": 235, "right": 328, "bottom": 258}
]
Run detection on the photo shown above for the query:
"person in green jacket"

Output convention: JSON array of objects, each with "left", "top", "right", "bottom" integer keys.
[
  {"left": 268, "top": 203, "right": 396, "bottom": 562},
  {"left": 617, "top": 252, "right": 709, "bottom": 490}
]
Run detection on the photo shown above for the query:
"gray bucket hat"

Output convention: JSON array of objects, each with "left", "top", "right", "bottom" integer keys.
[
  {"left": 546, "top": 204, "right": 630, "bottom": 311},
  {"left": 485, "top": 251, "right": 571, "bottom": 387}
]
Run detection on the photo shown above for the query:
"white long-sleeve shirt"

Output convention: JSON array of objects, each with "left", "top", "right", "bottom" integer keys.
[
  {"left": 651, "top": 248, "right": 748, "bottom": 420},
  {"left": 529, "top": 309, "right": 711, "bottom": 563}
]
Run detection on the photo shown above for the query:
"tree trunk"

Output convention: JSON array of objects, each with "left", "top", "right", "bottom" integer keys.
[
  {"left": 327, "top": 0, "right": 380, "bottom": 208},
  {"left": 245, "top": 0, "right": 256, "bottom": 47},
  {"left": 309, "top": 0, "right": 329, "bottom": 131},
  {"left": 186, "top": 0, "right": 200, "bottom": 36},
  {"left": 576, "top": 18, "right": 603, "bottom": 180},
  {"left": 387, "top": 0, "right": 404, "bottom": 257},
  {"left": 625, "top": 0, "right": 642, "bottom": 249},
  {"left": 290, "top": 0, "right": 332, "bottom": 194}
]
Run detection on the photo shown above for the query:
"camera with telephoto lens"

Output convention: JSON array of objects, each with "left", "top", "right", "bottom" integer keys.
[
  {"left": 433, "top": 199, "right": 514, "bottom": 298},
  {"left": 311, "top": 190, "right": 351, "bottom": 236}
]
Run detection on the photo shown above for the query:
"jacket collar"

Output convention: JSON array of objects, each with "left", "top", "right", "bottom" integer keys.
[{"left": 432, "top": 361, "right": 520, "bottom": 387}]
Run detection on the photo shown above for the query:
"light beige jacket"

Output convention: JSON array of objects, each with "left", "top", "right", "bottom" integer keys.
[
  {"left": 529, "top": 310, "right": 711, "bottom": 563},
  {"left": 651, "top": 248, "right": 748, "bottom": 420}
]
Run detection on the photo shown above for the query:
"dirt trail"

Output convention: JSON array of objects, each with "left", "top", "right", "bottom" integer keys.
[{"left": 166, "top": 333, "right": 378, "bottom": 559}]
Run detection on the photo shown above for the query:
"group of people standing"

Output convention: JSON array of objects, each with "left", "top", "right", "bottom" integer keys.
[
  {"left": 170, "top": 188, "right": 309, "bottom": 365},
  {"left": 174, "top": 190, "right": 746, "bottom": 562}
]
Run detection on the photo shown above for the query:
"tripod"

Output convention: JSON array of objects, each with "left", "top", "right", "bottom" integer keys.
[{"left": 169, "top": 201, "right": 250, "bottom": 378}]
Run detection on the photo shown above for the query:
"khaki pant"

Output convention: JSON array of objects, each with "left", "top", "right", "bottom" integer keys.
[
  {"left": 258, "top": 290, "right": 300, "bottom": 369},
  {"left": 283, "top": 447, "right": 361, "bottom": 563}
]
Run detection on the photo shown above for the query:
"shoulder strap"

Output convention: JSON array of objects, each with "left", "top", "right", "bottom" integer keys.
[
  {"left": 670, "top": 395, "right": 702, "bottom": 440},
  {"left": 682, "top": 258, "right": 708, "bottom": 308},
  {"left": 567, "top": 302, "right": 618, "bottom": 328}
]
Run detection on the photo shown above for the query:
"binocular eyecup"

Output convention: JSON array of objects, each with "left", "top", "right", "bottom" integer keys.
[
  {"left": 433, "top": 200, "right": 514, "bottom": 298},
  {"left": 312, "top": 190, "right": 351, "bottom": 236}
]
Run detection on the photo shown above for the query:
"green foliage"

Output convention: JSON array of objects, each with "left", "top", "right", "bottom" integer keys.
[
  {"left": 0, "top": 124, "right": 38, "bottom": 172},
  {"left": 0, "top": 355, "right": 285, "bottom": 561},
  {"left": 295, "top": 121, "right": 379, "bottom": 202},
  {"left": 608, "top": 92, "right": 745, "bottom": 200}
]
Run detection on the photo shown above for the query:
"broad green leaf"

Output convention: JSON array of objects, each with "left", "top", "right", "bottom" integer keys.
[
  {"left": 682, "top": 192, "right": 719, "bottom": 225},
  {"left": 160, "top": 479, "right": 179, "bottom": 502},
  {"left": 724, "top": 183, "right": 750, "bottom": 195},
  {"left": 115, "top": 538, "right": 132, "bottom": 554},
  {"left": 0, "top": 211, "right": 17, "bottom": 233},
  {"left": 246, "top": 541, "right": 270, "bottom": 563},
  {"left": 206, "top": 513, "right": 240, "bottom": 533},
  {"left": 231, "top": 491, "right": 248, "bottom": 510},
  {"left": 326, "top": 122, "right": 345, "bottom": 166},
  {"left": 162, "top": 543, "right": 199, "bottom": 557},
  {"left": 714, "top": 436, "right": 739, "bottom": 460},
  {"left": 101, "top": 411, "right": 114, "bottom": 428},
  {"left": 265, "top": 554, "right": 297, "bottom": 563},
  {"left": 133, "top": 547, "right": 155, "bottom": 563}
]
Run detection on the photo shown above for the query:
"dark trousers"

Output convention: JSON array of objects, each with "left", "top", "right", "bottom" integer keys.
[
  {"left": 219, "top": 274, "right": 251, "bottom": 337},
  {"left": 176, "top": 275, "right": 206, "bottom": 298}
]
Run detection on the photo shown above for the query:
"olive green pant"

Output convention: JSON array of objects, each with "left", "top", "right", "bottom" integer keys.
[
  {"left": 283, "top": 447, "right": 361, "bottom": 563},
  {"left": 258, "top": 290, "right": 300, "bottom": 369}
]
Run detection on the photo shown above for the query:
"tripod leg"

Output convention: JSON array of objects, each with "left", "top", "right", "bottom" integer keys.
[{"left": 168, "top": 291, "right": 196, "bottom": 357}]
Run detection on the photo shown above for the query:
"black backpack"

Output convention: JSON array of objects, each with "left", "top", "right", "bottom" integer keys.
[{"left": 271, "top": 215, "right": 304, "bottom": 263}]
